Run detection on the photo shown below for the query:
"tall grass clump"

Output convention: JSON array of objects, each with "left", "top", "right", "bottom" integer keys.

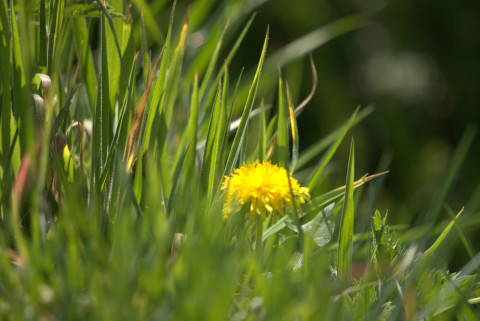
[{"left": 1, "top": 0, "right": 479, "bottom": 320}]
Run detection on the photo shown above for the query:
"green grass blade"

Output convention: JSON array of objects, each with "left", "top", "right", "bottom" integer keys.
[
  {"left": 258, "top": 100, "right": 267, "bottom": 162},
  {"left": 132, "top": 150, "right": 143, "bottom": 203},
  {"left": 422, "top": 126, "right": 476, "bottom": 228},
  {"left": 200, "top": 82, "right": 221, "bottom": 202},
  {"left": 38, "top": 0, "right": 47, "bottom": 73},
  {"left": 91, "top": 16, "right": 111, "bottom": 194},
  {"left": 276, "top": 72, "right": 288, "bottom": 168},
  {"left": 286, "top": 82, "right": 299, "bottom": 172},
  {"left": 132, "top": 0, "right": 165, "bottom": 44},
  {"left": 164, "top": 17, "right": 188, "bottom": 127},
  {"left": 95, "top": 0, "right": 131, "bottom": 97},
  {"left": 175, "top": 71, "right": 199, "bottom": 172},
  {"left": 296, "top": 106, "right": 373, "bottom": 171},
  {"left": 203, "top": 12, "right": 256, "bottom": 113},
  {"left": 10, "top": 0, "right": 33, "bottom": 156},
  {"left": 144, "top": 1, "right": 176, "bottom": 150},
  {"left": 445, "top": 205, "right": 476, "bottom": 259},
  {"left": 98, "top": 53, "right": 138, "bottom": 193},
  {"left": 106, "top": 0, "right": 124, "bottom": 112},
  {"left": 0, "top": 0, "right": 12, "bottom": 182},
  {"left": 198, "top": 23, "right": 227, "bottom": 101},
  {"left": 337, "top": 138, "right": 355, "bottom": 280},
  {"left": 223, "top": 26, "right": 269, "bottom": 177},
  {"left": 420, "top": 208, "right": 464, "bottom": 265},
  {"left": 214, "top": 64, "right": 230, "bottom": 186},
  {"left": 306, "top": 107, "right": 360, "bottom": 190},
  {"left": 167, "top": 145, "right": 190, "bottom": 217},
  {"left": 47, "top": 0, "right": 64, "bottom": 74},
  {"left": 71, "top": 17, "right": 97, "bottom": 108}
]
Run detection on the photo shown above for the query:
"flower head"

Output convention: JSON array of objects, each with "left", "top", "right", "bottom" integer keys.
[{"left": 221, "top": 161, "right": 310, "bottom": 222}]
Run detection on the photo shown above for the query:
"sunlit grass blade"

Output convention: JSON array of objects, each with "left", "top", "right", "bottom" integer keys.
[
  {"left": 337, "top": 138, "right": 355, "bottom": 280},
  {"left": 420, "top": 207, "right": 464, "bottom": 265},
  {"left": 164, "top": 15, "right": 188, "bottom": 126},
  {"left": 306, "top": 107, "right": 360, "bottom": 190},
  {"left": 286, "top": 82, "right": 299, "bottom": 172},
  {"left": 144, "top": 1, "right": 175, "bottom": 150},
  {"left": 198, "top": 22, "right": 228, "bottom": 101},
  {"left": 445, "top": 205, "right": 476, "bottom": 260},
  {"left": 214, "top": 63, "right": 230, "bottom": 188},
  {"left": 258, "top": 100, "right": 267, "bottom": 162},
  {"left": 276, "top": 71, "right": 288, "bottom": 168},
  {"left": 223, "top": 26, "right": 269, "bottom": 178},
  {"left": 175, "top": 71, "right": 199, "bottom": 174}
]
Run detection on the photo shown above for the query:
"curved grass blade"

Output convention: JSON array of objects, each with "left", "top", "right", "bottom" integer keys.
[
  {"left": 420, "top": 207, "right": 464, "bottom": 265},
  {"left": 237, "top": 14, "right": 368, "bottom": 103},
  {"left": 445, "top": 205, "right": 476, "bottom": 260}
]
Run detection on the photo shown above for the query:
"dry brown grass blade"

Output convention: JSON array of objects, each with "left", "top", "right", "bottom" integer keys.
[
  {"left": 294, "top": 53, "right": 317, "bottom": 117},
  {"left": 124, "top": 48, "right": 164, "bottom": 166},
  {"left": 332, "top": 171, "right": 390, "bottom": 193}
]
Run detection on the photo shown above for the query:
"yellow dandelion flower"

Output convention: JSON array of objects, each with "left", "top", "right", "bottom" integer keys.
[{"left": 221, "top": 161, "right": 310, "bottom": 222}]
